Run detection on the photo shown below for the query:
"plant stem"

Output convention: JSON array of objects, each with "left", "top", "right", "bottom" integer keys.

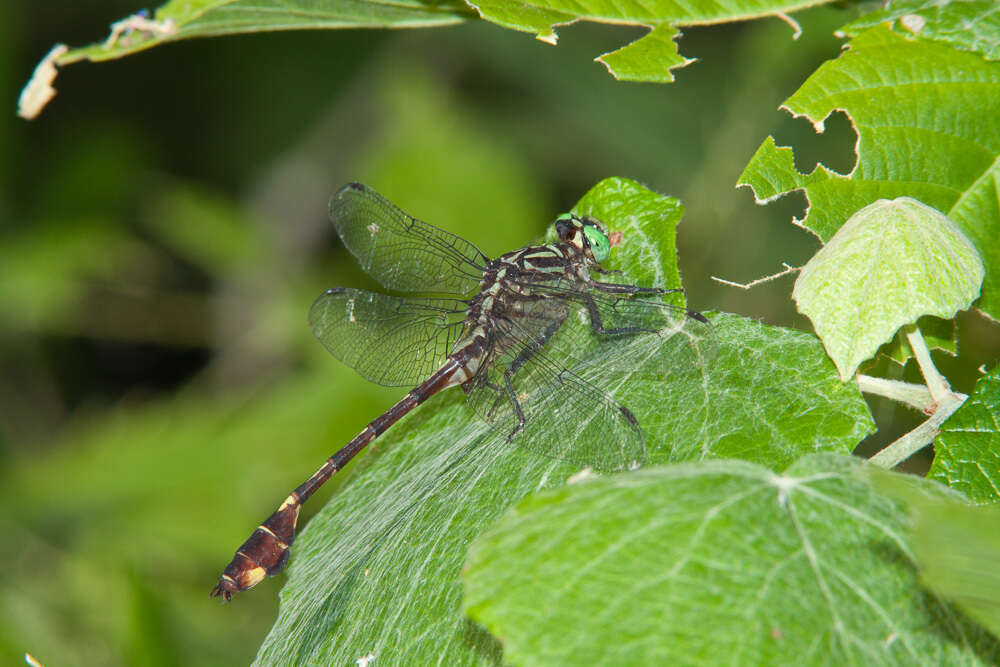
[
  {"left": 868, "top": 326, "right": 967, "bottom": 469},
  {"left": 856, "top": 375, "right": 934, "bottom": 412},
  {"left": 905, "top": 325, "right": 951, "bottom": 404}
]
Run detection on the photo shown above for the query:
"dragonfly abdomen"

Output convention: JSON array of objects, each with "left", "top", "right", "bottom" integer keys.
[{"left": 211, "top": 357, "right": 471, "bottom": 601}]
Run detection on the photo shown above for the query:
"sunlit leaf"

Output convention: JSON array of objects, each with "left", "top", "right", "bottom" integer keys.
[
  {"left": 739, "top": 24, "right": 1000, "bottom": 320},
  {"left": 792, "top": 198, "right": 983, "bottom": 380},
  {"left": 839, "top": 0, "right": 1000, "bottom": 60},
  {"left": 60, "top": 1, "right": 473, "bottom": 64},
  {"left": 469, "top": 0, "right": 837, "bottom": 82},
  {"left": 463, "top": 454, "right": 999, "bottom": 665},
  {"left": 17, "top": 1, "right": 474, "bottom": 118}
]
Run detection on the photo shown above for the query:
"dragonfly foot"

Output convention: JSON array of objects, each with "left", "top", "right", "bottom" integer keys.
[{"left": 505, "top": 420, "right": 526, "bottom": 442}]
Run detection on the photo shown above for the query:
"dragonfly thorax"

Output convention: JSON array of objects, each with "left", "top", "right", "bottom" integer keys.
[{"left": 479, "top": 242, "right": 594, "bottom": 300}]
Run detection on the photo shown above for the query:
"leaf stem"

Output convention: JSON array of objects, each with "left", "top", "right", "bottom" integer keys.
[
  {"left": 868, "top": 326, "right": 967, "bottom": 469},
  {"left": 905, "top": 326, "right": 951, "bottom": 404},
  {"left": 856, "top": 375, "right": 933, "bottom": 412}
]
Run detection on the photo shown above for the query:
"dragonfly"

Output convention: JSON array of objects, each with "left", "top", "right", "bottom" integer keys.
[{"left": 211, "top": 182, "right": 711, "bottom": 601}]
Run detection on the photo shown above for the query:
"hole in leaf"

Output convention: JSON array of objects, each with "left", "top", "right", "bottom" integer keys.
[{"left": 773, "top": 109, "right": 857, "bottom": 176}]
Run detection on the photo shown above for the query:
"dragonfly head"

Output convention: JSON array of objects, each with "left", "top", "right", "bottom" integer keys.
[{"left": 554, "top": 213, "right": 613, "bottom": 264}]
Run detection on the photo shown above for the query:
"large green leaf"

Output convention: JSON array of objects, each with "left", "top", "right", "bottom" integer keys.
[
  {"left": 839, "top": 0, "right": 1000, "bottom": 61},
  {"left": 468, "top": 0, "right": 837, "bottom": 83},
  {"left": 739, "top": 23, "right": 1000, "bottom": 320},
  {"left": 20, "top": 0, "right": 839, "bottom": 118},
  {"left": 930, "top": 365, "right": 1000, "bottom": 504},
  {"left": 463, "top": 454, "right": 1000, "bottom": 665},
  {"left": 792, "top": 197, "right": 984, "bottom": 380},
  {"left": 251, "top": 181, "right": 871, "bottom": 664}
]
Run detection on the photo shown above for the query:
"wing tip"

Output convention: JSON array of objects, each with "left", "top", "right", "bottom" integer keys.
[{"left": 329, "top": 182, "right": 369, "bottom": 218}]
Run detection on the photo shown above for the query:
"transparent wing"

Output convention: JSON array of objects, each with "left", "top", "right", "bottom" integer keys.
[
  {"left": 309, "top": 287, "right": 468, "bottom": 387},
  {"left": 463, "top": 314, "right": 646, "bottom": 472},
  {"left": 507, "top": 274, "right": 717, "bottom": 374},
  {"left": 511, "top": 273, "right": 704, "bottom": 331},
  {"left": 330, "top": 183, "right": 489, "bottom": 296}
]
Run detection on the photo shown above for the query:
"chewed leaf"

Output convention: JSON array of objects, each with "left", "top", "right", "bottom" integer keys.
[
  {"left": 471, "top": 0, "right": 839, "bottom": 82},
  {"left": 22, "top": 0, "right": 842, "bottom": 118},
  {"left": 739, "top": 23, "right": 1000, "bottom": 320},
  {"left": 596, "top": 24, "right": 690, "bottom": 83},
  {"left": 792, "top": 198, "right": 984, "bottom": 381}
]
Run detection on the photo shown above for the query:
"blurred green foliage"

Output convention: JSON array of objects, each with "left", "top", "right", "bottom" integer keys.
[{"left": 4, "top": 2, "right": 995, "bottom": 665}]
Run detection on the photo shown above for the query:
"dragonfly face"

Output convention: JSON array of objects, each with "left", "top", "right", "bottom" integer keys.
[{"left": 554, "top": 213, "right": 613, "bottom": 264}]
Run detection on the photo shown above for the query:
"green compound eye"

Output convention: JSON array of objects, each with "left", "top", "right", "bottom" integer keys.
[{"left": 582, "top": 224, "right": 611, "bottom": 262}]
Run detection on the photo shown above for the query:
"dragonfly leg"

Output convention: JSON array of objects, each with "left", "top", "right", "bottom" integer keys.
[
  {"left": 581, "top": 293, "right": 660, "bottom": 336},
  {"left": 502, "top": 372, "right": 527, "bottom": 442},
  {"left": 481, "top": 379, "right": 507, "bottom": 419},
  {"left": 589, "top": 280, "right": 682, "bottom": 296},
  {"left": 500, "top": 319, "right": 563, "bottom": 441}
]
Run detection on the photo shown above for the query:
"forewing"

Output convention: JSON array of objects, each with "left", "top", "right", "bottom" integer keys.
[
  {"left": 309, "top": 288, "right": 468, "bottom": 387},
  {"left": 330, "top": 183, "right": 489, "bottom": 295}
]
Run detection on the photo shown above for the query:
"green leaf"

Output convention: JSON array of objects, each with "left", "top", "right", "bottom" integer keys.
[
  {"left": 620, "top": 312, "right": 873, "bottom": 467},
  {"left": 910, "top": 498, "right": 1000, "bottom": 639},
  {"left": 839, "top": 0, "right": 1000, "bottom": 60},
  {"left": 462, "top": 454, "right": 1000, "bottom": 666},
  {"left": 739, "top": 25, "right": 1000, "bottom": 320},
  {"left": 464, "top": 0, "right": 574, "bottom": 44},
  {"left": 21, "top": 0, "right": 840, "bottom": 115},
  {"left": 595, "top": 24, "right": 690, "bottom": 83},
  {"left": 868, "top": 469, "right": 1000, "bottom": 639},
  {"left": 16, "top": 1, "right": 474, "bottom": 117},
  {"left": 253, "top": 184, "right": 869, "bottom": 663},
  {"left": 60, "top": 1, "right": 474, "bottom": 64},
  {"left": 930, "top": 365, "right": 1000, "bottom": 504},
  {"left": 791, "top": 197, "right": 984, "bottom": 381},
  {"left": 470, "top": 0, "right": 838, "bottom": 83}
]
